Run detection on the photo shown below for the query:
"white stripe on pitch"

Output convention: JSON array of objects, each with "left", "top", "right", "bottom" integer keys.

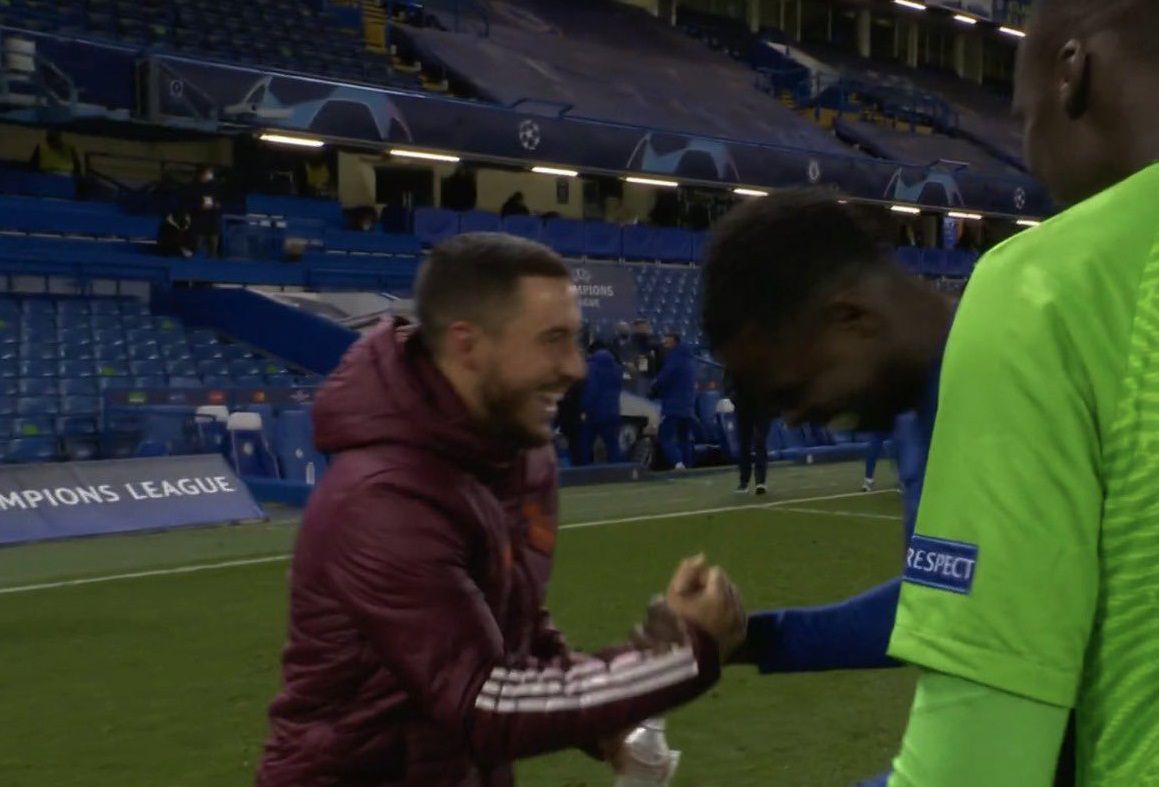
[{"left": 0, "top": 489, "right": 892, "bottom": 596}]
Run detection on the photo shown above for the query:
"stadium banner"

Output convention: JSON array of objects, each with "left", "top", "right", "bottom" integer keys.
[
  {"left": 0, "top": 455, "right": 264, "bottom": 546},
  {"left": 146, "top": 55, "right": 1051, "bottom": 216},
  {"left": 102, "top": 387, "right": 317, "bottom": 409},
  {"left": 566, "top": 262, "right": 638, "bottom": 321}
]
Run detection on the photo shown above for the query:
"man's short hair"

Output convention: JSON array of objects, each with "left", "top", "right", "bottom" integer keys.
[
  {"left": 1033, "top": 0, "right": 1159, "bottom": 60},
  {"left": 701, "top": 188, "right": 890, "bottom": 350},
  {"left": 416, "top": 232, "right": 570, "bottom": 349}
]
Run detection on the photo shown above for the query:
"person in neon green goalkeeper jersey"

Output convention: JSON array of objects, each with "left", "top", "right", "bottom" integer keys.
[{"left": 859, "top": 2, "right": 1159, "bottom": 786}]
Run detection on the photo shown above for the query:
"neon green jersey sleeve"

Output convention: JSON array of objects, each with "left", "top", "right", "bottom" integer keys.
[
  {"left": 887, "top": 215, "right": 1123, "bottom": 707},
  {"left": 887, "top": 671, "right": 1070, "bottom": 787}
]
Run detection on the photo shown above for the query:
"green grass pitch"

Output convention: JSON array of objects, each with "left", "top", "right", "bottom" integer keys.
[{"left": 0, "top": 462, "right": 915, "bottom": 787}]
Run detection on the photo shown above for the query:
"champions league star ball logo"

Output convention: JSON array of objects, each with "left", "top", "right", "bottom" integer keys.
[
  {"left": 518, "top": 119, "right": 542, "bottom": 152},
  {"left": 626, "top": 131, "right": 740, "bottom": 182},
  {"left": 572, "top": 267, "right": 593, "bottom": 283},
  {"left": 1013, "top": 187, "right": 1027, "bottom": 211}
]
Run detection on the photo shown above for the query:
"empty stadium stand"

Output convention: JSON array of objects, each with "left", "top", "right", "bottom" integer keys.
[
  {"left": 0, "top": 0, "right": 414, "bottom": 90},
  {"left": 398, "top": 0, "right": 854, "bottom": 153},
  {"left": 0, "top": 293, "right": 322, "bottom": 464}
]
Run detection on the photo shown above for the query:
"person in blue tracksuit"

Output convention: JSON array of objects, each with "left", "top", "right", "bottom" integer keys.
[
  {"left": 579, "top": 346, "right": 623, "bottom": 465},
  {"left": 652, "top": 333, "right": 697, "bottom": 469},
  {"left": 862, "top": 431, "right": 891, "bottom": 492},
  {"left": 701, "top": 190, "right": 954, "bottom": 675}
]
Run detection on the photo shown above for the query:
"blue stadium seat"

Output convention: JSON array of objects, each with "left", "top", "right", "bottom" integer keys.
[
  {"left": 127, "top": 328, "right": 157, "bottom": 345},
  {"left": 654, "top": 228, "right": 693, "bottom": 263},
  {"left": 945, "top": 250, "right": 976, "bottom": 277},
  {"left": 95, "top": 342, "right": 130, "bottom": 361},
  {"left": 62, "top": 396, "right": 100, "bottom": 416},
  {"left": 90, "top": 315, "right": 121, "bottom": 331},
  {"left": 0, "top": 345, "right": 16, "bottom": 362},
  {"left": 920, "top": 249, "right": 948, "bottom": 276},
  {"left": 413, "top": 208, "right": 460, "bottom": 247},
  {"left": 234, "top": 375, "right": 264, "bottom": 388},
  {"left": 459, "top": 210, "right": 502, "bottom": 234},
  {"left": 23, "top": 344, "right": 60, "bottom": 361},
  {"left": 61, "top": 432, "right": 100, "bottom": 461},
  {"left": 198, "top": 360, "right": 231, "bottom": 377},
  {"left": 130, "top": 359, "right": 166, "bottom": 377},
  {"left": 18, "top": 397, "right": 59, "bottom": 417},
  {"left": 166, "top": 359, "right": 198, "bottom": 377},
  {"left": 162, "top": 344, "right": 193, "bottom": 362},
  {"left": 0, "top": 380, "right": 16, "bottom": 397},
  {"left": 220, "top": 344, "right": 253, "bottom": 362},
  {"left": 4, "top": 437, "right": 57, "bottom": 463},
  {"left": 20, "top": 359, "right": 54, "bottom": 378},
  {"left": 264, "top": 374, "right": 297, "bottom": 388},
  {"left": 59, "top": 327, "right": 94, "bottom": 344},
  {"left": 11, "top": 416, "right": 54, "bottom": 437},
  {"left": 94, "top": 328, "right": 125, "bottom": 344},
  {"left": 247, "top": 195, "right": 344, "bottom": 226},
  {"left": 189, "top": 330, "right": 220, "bottom": 348},
  {"left": 229, "top": 359, "right": 263, "bottom": 377},
  {"left": 275, "top": 407, "right": 327, "bottom": 483},
  {"left": 621, "top": 225, "right": 656, "bottom": 261},
  {"left": 0, "top": 396, "right": 13, "bottom": 416},
  {"left": 203, "top": 376, "right": 233, "bottom": 389},
  {"left": 890, "top": 248, "right": 917, "bottom": 275},
  {"left": 90, "top": 299, "right": 121, "bottom": 316},
  {"left": 59, "top": 344, "right": 94, "bottom": 361},
  {"left": 228, "top": 412, "right": 279, "bottom": 478},
  {"left": 153, "top": 316, "right": 183, "bottom": 333},
  {"left": 258, "top": 360, "right": 290, "bottom": 377},
  {"left": 96, "top": 361, "right": 130, "bottom": 378},
  {"left": 18, "top": 378, "right": 57, "bottom": 397},
  {"left": 169, "top": 376, "right": 202, "bottom": 389},
  {"left": 98, "top": 377, "right": 134, "bottom": 392},
  {"left": 119, "top": 301, "right": 150, "bottom": 316},
  {"left": 502, "top": 215, "right": 543, "bottom": 242},
  {"left": 543, "top": 218, "right": 585, "bottom": 257},
  {"left": 241, "top": 404, "right": 277, "bottom": 448},
  {"left": 690, "top": 231, "right": 708, "bottom": 264},
  {"left": 583, "top": 221, "right": 622, "bottom": 259},
  {"left": 133, "top": 375, "right": 167, "bottom": 389},
  {"left": 60, "top": 379, "right": 98, "bottom": 397}
]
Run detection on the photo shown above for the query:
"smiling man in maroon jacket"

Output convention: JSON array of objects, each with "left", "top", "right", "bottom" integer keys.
[{"left": 257, "top": 233, "right": 744, "bottom": 787}]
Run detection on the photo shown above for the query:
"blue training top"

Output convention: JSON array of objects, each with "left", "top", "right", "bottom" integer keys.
[{"left": 745, "top": 349, "right": 943, "bottom": 673}]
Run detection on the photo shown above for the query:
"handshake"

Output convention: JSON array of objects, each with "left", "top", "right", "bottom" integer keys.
[{"left": 632, "top": 554, "right": 747, "bottom": 661}]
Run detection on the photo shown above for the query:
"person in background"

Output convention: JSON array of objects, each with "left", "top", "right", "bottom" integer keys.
[
  {"left": 579, "top": 343, "right": 623, "bottom": 465},
  {"left": 556, "top": 378, "right": 585, "bottom": 467},
  {"left": 156, "top": 209, "right": 194, "bottom": 258},
  {"left": 611, "top": 320, "right": 634, "bottom": 365},
  {"left": 30, "top": 130, "right": 82, "bottom": 178},
  {"left": 862, "top": 432, "right": 889, "bottom": 492},
  {"left": 652, "top": 332, "right": 697, "bottom": 470},
  {"left": 628, "top": 318, "right": 660, "bottom": 395},
  {"left": 441, "top": 164, "right": 477, "bottom": 212},
  {"left": 185, "top": 165, "right": 222, "bottom": 258},
  {"left": 727, "top": 375, "right": 771, "bottom": 495},
  {"left": 500, "top": 191, "right": 530, "bottom": 218}
]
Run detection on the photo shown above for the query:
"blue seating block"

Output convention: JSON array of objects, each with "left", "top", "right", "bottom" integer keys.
[
  {"left": 543, "top": 218, "right": 585, "bottom": 257},
  {"left": 502, "top": 215, "right": 543, "bottom": 242},
  {"left": 583, "top": 221, "right": 622, "bottom": 259},
  {"left": 413, "top": 207, "right": 460, "bottom": 247},
  {"left": 459, "top": 210, "right": 502, "bottom": 234}
]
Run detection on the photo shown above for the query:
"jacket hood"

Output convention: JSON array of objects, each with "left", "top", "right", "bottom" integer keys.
[{"left": 313, "top": 319, "right": 515, "bottom": 470}]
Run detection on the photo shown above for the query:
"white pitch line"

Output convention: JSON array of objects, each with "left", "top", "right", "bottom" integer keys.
[
  {"left": 0, "top": 555, "right": 291, "bottom": 596},
  {"left": 558, "top": 489, "right": 890, "bottom": 531},
  {"left": 774, "top": 507, "right": 898, "bottom": 522},
  {"left": 0, "top": 489, "right": 891, "bottom": 595}
]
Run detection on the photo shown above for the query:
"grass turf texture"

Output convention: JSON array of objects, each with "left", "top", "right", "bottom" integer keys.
[{"left": 0, "top": 462, "right": 915, "bottom": 787}]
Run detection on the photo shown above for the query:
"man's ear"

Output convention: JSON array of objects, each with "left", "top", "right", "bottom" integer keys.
[
  {"left": 826, "top": 287, "right": 883, "bottom": 339},
  {"left": 443, "top": 321, "right": 485, "bottom": 372},
  {"left": 1058, "top": 38, "right": 1090, "bottom": 120}
]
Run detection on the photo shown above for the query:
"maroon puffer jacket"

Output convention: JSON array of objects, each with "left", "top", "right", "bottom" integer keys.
[{"left": 257, "top": 321, "right": 720, "bottom": 787}]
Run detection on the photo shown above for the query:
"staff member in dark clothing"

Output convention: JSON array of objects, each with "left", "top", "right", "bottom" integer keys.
[
  {"left": 579, "top": 344, "right": 623, "bottom": 464},
  {"left": 556, "top": 378, "right": 585, "bottom": 466},
  {"left": 156, "top": 209, "right": 194, "bottom": 258},
  {"left": 258, "top": 233, "right": 745, "bottom": 787},
  {"left": 653, "top": 332, "right": 697, "bottom": 470},
  {"left": 728, "top": 376, "right": 772, "bottom": 495},
  {"left": 185, "top": 165, "right": 222, "bottom": 258}
]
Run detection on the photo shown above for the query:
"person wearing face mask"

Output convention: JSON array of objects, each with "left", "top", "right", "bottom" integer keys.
[{"left": 257, "top": 233, "right": 747, "bottom": 787}]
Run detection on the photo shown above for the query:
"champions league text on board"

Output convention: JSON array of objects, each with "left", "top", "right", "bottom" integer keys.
[{"left": 0, "top": 476, "right": 239, "bottom": 511}]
